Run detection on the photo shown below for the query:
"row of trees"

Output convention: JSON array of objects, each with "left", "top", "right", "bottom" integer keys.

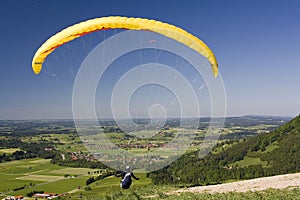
[
  {"left": 50, "top": 154, "right": 109, "bottom": 169},
  {"left": 85, "top": 171, "right": 115, "bottom": 185},
  {"left": 0, "top": 138, "right": 58, "bottom": 162}
]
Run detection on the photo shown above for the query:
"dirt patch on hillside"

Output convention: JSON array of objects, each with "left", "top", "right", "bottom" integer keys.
[{"left": 171, "top": 173, "right": 300, "bottom": 194}]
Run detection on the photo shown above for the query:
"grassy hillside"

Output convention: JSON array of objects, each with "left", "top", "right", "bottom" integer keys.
[
  {"left": 149, "top": 115, "right": 300, "bottom": 186},
  {"left": 65, "top": 185, "right": 300, "bottom": 199}
]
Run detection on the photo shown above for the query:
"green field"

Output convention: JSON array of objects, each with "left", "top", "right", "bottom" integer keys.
[
  {"left": 260, "top": 142, "right": 280, "bottom": 153},
  {"left": 0, "top": 158, "right": 156, "bottom": 199},
  {"left": 50, "top": 167, "right": 100, "bottom": 175},
  {"left": 228, "top": 157, "right": 268, "bottom": 168},
  {"left": 0, "top": 158, "right": 106, "bottom": 197},
  {"left": 22, "top": 133, "right": 88, "bottom": 153},
  {"left": 16, "top": 174, "right": 64, "bottom": 182},
  {"left": 11, "top": 177, "right": 87, "bottom": 196},
  {"left": 0, "top": 148, "right": 21, "bottom": 154}
]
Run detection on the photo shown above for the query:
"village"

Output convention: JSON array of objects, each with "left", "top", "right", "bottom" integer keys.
[{"left": 2, "top": 192, "right": 66, "bottom": 200}]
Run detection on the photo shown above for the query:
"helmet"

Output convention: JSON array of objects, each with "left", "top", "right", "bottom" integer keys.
[{"left": 125, "top": 166, "right": 130, "bottom": 170}]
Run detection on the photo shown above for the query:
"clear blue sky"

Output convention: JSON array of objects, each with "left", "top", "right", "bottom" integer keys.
[{"left": 0, "top": 0, "right": 299, "bottom": 119}]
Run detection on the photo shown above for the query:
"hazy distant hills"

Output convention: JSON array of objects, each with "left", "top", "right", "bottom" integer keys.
[
  {"left": 149, "top": 115, "right": 300, "bottom": 186},
  {"left": 224, "top": 115, "right": 291, "bottom": 126}
]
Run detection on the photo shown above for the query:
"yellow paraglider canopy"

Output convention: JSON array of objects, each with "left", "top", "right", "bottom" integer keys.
[{"left": 32, "top": 16, "right": 218, "bottom": 77}]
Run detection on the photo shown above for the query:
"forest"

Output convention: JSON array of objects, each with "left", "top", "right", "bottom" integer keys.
[
  {"left": 0, "top": 138, "right": 57, "bottom": 162},
  {"left": 149, "top": 115, "right": 300, "bottom": 186}
]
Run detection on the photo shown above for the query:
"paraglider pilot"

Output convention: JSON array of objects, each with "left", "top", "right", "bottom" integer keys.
[{"left": 116, "top": 166, "right": 139, "bottom": 189}]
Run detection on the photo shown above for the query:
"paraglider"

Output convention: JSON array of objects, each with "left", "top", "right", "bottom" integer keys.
[
  {"left": 32, "top": 16, "right": 218, "bottom": 77},
  {"left": 116, "top": 166, "right": 139, "bottom": 189}
]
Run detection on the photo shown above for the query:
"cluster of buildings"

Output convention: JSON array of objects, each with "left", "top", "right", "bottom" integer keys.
[
  {"left": 68, "top": 151, "right": 97, "bottom": 161},
  {"left": 2, "top": 193, "right": 65, "bottom": 200},
  {"left": 117, "top": 143, "right": 160, "bottom": 149},
  {"left": 31, "top": 193, "right": 64, "bottom": 199},
  {"left": 2, "top": 196, "right": 23, "bottom": 200}
]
